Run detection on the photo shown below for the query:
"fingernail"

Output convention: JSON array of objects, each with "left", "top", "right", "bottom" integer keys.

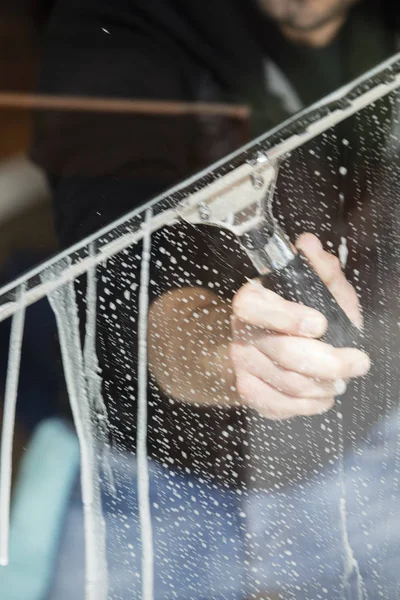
[
  {"left": 334, "top": 379, "right": 347, "bottom": 396},
  {"left": 299, "top": 315, "right": 326, "bottom": 336},
  {"left": 351, "top": 355, "right": 371, "bottom": 377}
]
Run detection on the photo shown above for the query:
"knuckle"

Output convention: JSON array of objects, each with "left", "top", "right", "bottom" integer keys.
[
  {"left": 231, "top": 344, "right": 264, "bottom": 376},
  {"left": 315, "top": 398, "right": 335, "bottom": 415},
  {"left": 263, "top": 409, "right": 292, "bottom": 421},
  {"left": 296, "top": 399, "right": 332, "bottom": 416},
  {"left": 235, "top": 371, "right": 251, "bottom": 399},
  {"left": 252, "top": 397, "right": 286, "bottom": 420},
  {"left": 349, "top": 291, "right": 361, "bottom": 315},
  {"left": 297, "top": 400, "right": 318, "bottom": 416},
  {"left": 273, "top": 335, "right": 292, "bottom": 356},
  {"left": 232, "top": 284, "right": 252, "bottom": 318},
  {"left": 232, "top": 282, "right": 264, "bottom": 321},
  {"left": 325, "top": 254, "right": 342, "bottom": 281},
  {"left": 269, "top": 398, "right": 315, "bottom": 419},
  {"left": 229, "top": 343, "right": 246, "bottom": 366},
  {"left": 283, "top": 340, "right": 314, "bottom": 371},
  {"left": 329, "top": 355, "right": 345, "bottom": 379},
  {"left": 328, "top": 253, "right": 341, "bottom": 271},
  {"left": 325, "top": 397, "right": 335, "bottom": 410},
  {"left": 351, "top": 293, "right": 361, "bottom": 310},
  {"left": 284, "top": 373, "right": 312, "bottom": 397}
]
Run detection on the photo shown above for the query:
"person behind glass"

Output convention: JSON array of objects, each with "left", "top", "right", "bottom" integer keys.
[
  {"left": 32, "top": 0, "right": 393, "bottom": 423},
  {"left": 31, "top": 1, "right": 400, "bottom": 597}
]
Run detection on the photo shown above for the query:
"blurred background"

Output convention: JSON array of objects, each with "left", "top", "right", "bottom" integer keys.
[
  {"left": 0, "top": 1, "right": 55, "bottom": 262},
  {"left": 0, "top": 0, "right": 55, "bottom": 463},
  {"left": 0, "top": 0, "right": 58, "bottom": 470},
  {"left": 0, "top": 5, "right": 71, "bottom": 599}
]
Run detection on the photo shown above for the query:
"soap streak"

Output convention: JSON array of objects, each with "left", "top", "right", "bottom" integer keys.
[
  {"left": 0, "top": 284, "right": 26, "bottom": 566},
  {"left": 45, "top": 267, "right": 108, "bottom": 600},
  {"left": 137, "top": 210, "right": 155, "bottom": 600},
  {"left": 84, "top": 244, "right": 116, "bottom": 498},
  {"left": 336, "top": 403, "right": 367, "bottom": 600}
]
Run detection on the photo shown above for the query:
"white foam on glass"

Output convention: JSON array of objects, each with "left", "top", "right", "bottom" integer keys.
[
  {"left": 0, "top": 284, "right": 26, "bottom": 566},
  {"left": 137, "top": 209, "right": 155, "bottom": 600},
  {"left": 44, "top": 268, "right": 108, "bottom": 600},
  {"left": 84, "top": 243, "right": 116, "bottom": 498}
]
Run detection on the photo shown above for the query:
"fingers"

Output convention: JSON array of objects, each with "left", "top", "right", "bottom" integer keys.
[
  {"left": 232, "top": 233, "right": 363, "bottom": 334},
  {"left": 253, "top": 334, "right": 370, "bottom": 380},
  {"left": 230, "top": 233, "right": 369, "bottom": 421},
  {"left": 296, "top": 233, "right": 362, "bottom": 328},
  {"left": 234, "top": 369, "right": 335, "bottom": 420},
  {"left": 232, "top": 280, "right": 328, "bottom": 338},
  {"left": 230, "top": 342, "right": 346, "bottom": 399},
  {"left": 231, "top": 336, "right": 368, "bottom": 420},
  {"left": 232, "top": 317, "right": 370, "bottom": 381}
]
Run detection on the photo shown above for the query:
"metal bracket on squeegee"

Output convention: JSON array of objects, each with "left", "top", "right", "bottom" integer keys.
[
  {"left": 176, "top": 153, "right": 294, "bottom": 273},
  {"left": 178, "top": 151, "right": 274, "bottom": 230}
]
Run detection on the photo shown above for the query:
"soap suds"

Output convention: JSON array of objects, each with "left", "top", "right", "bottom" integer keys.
[
  {"left": 44, "top": 266, "right": 108, "bottom": 600},
  {"left": 137, "top": 210, "right": 155, "bottom": 600},
  {"left": 0, "top": 284, "right": 26, "bottom": 566},
  {"left": 336, "top": 405, "right": 367, "bottom": 600},
  {"left": 84, "top": 244, "right": 116, "bottom": 498}
]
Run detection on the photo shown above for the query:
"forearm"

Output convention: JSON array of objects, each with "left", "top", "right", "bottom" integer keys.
[{"left": 148, "top": 286, "right": 238, "bottom": 406}]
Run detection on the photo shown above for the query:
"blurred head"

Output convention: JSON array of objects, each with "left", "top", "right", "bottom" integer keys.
[{"left": 257, "top": 0, "right": 360, "bottom": 32}]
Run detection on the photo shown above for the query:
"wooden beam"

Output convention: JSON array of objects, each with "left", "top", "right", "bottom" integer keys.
[{"left": 0, "top": 92, "right": 251, "bottom": 120}]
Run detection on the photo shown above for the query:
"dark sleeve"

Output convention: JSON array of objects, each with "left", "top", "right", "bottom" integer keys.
[{"left": 31, "top": 0, "right": 197, "bottom": 247}]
